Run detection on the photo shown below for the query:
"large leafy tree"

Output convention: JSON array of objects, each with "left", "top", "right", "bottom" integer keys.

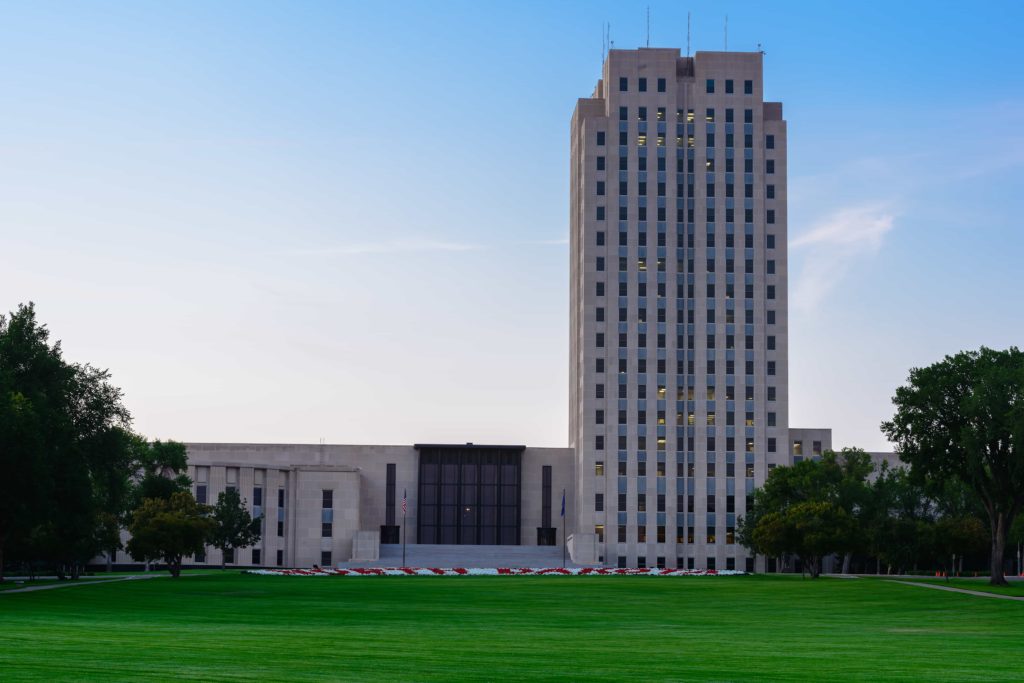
[
  {"left": 882, "top": 347, "right": 1024, "bottom": 585},
  {"left": 0, "top": 303, "right": 134, "bottom": 580},
  {"left": 752, "top": 501, "right": 857, "bottom": 578},
  {"left": 126, "top": 492, "right": 215, "bottom": 577},
  {"left": 739, "top": 449, "right": 874, "bottom": 576},
  {"left": 209, "top": 488, "right": 262, "bottom": 568}
]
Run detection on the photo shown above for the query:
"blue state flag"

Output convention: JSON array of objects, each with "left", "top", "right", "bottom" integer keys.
[{"left": 560, "top": 490, "right": 565, "bottom": 517}]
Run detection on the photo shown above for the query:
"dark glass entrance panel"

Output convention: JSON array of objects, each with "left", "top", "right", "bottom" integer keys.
[{"left": 416, "top": 444, "right": 523, "bottom": 545}]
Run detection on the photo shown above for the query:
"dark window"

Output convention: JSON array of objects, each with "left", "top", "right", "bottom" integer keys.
[
  {"left": 322, "top": 490, "right": 333, "bottom": 509},
  {"left": 223, "top": 548, "right": 234, "bottom": 564},
  {"left": 725, "top": 79, "right": 734, "bottom": 94},
  {"left": 322, "top": 522, "right": 332, "bottom": 537},
  {"left": 195, "top": 484, "right": 207, "bottom": 505},
  {"left": 639, "top": 77, "right": 647, "bottom": 92},
  {"left": 744, "top": 79, "right": 753, "bottom": 95},
  {"left": 386, "top": 463, "right": 397, "bottom": 526},
  {"left": 619, "top": 77, "right": 628, "bottom": 92},
  {"left": 706, "top": 79, "right": 714, "bottom": 93},
  {"left": 321, "top": 551, "right": 332, "bottom": 566},
  {"left": 657, "top": 77, "right": 666, "bottom": 92},
  {"left": 597, "top": 131, "right": 606, "bottom": 146},
  {"left": 277, "top": 520, "right": 284, "bottom": 537},
  {"left": 252, "top": 548, "right": 261, "bottom": 565},
  {"left": 276, "top": 549, "right": 283, "bottom": 566},
  {"left": 417, "top": 446, "right": 522, "bottom": 545},
  {"left": 766, "top": 134, "right": 775, "bottom": 149}
]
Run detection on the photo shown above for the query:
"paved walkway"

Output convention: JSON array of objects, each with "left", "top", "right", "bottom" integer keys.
[
  {"left": 0, "top": 573, "right": 208, "bottom": 595},
  {"left": 889, "top": 579, "right": 1024, "bottom": 601}
]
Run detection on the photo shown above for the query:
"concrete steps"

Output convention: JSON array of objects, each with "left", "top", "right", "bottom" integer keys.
[{"left": 339, "top": 543, "right": 579, "bottom": 569}]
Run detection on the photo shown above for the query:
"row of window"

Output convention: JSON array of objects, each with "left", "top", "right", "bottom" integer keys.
[
  {"left": 596, "top": 197, "right": 776, "bottom": 223},
  {"left": 596, "top": 360, "right": 778, "bottom": 379},
  {"left": 603, "top": 523, "right": 739, "bottom": 545},
  {"left": 613, "top": 556, "right": 749, "bottom": 571},
  {"left": 609, "top": 131, "right": 772, "bottom": 149},
  {"left": 595, "top": 384, "right": 779, "bottom": 401},
  {"left": 597, "top": 308, "right": 777, "bottom": 325},
  {"left": 597, "top": 230, "right": 778, "bottom": 250},
  {"left": 598, "top": 180, "right": 777, "bottom": 199},
  {"left": 598, "top": 410, "right": 779, "bottom": 428},
  {"left": 616, "top": 76, "right": 755, "bottom": 96},
  {"left": 596, "top": 256, "right": 778, "bottom": 274},
  {"left": 598, "top": 493, "right": 749, "bottom": 514},
  {"left": 596, "top": 154, "right": 774, "bottom": 176},
  {"left": 595, "top": 434, "right": 781, "bottom": 452},
  {"left": 596, "top": 332, "right": 780, "bottom": 351}
]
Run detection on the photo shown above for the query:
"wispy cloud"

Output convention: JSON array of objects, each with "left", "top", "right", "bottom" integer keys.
[
  {"left": 791, "top": 202, "right": 897, "bottom": 312},
  {"left": 289, "top": 238, "right": 483, "bottom": 256}
]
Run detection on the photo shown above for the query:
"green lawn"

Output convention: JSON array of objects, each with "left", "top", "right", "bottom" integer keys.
[{"left": 1, "top": 573, "right": 1022, "bottom": 682}]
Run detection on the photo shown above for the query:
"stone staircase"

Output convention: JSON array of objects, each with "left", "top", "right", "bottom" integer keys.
[{"left": 338, "top": 543, "right": 581, "bottom": 569}]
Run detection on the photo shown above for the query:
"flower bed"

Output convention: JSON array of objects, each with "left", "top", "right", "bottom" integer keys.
[{"left": 245, "top": 567, "right": 745, "bottom": 577}]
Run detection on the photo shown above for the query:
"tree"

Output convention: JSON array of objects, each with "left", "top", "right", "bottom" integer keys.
[
  {"left": 751, "top": 501, "right": 857, "bottom": 578},
  {"left": 882, "top": 347, "right": 1024, "bottom": 585},
  {"left": 0, "top": 303, "right": 135, "bottom": 581},
  {"left": 739, "top": 449, "right": 874, "bottom": 575},
  {"left": 126, "top": 492, "right": 215, "bottom": 577},
  {"left": 209, "top": 488, "right": 262, "bottom": 569},
  {"left": 130, "top": 439, "right": 191, "bottom": 505}
]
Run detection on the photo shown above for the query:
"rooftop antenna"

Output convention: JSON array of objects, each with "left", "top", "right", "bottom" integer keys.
[
  {"left": 646, "top": 6, "right": 650, "bottom": 47},
  {"left": 724, "top": 15, "right": 728, "bottom": 51},
  {"left": 686, "top": 11, "right": 691, "bottom": 57}
]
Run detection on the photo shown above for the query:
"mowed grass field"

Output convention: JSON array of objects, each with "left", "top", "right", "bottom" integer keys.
[{"left": 1, "top": 573, "right": 1023, "bottom": 682}]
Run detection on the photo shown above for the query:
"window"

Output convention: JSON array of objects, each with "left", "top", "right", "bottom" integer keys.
[
  {"left": 766, "top": 184, "right": 774, "bottom": 199},
  {"left": 619, "top": 77, "right": 628, "bottom": 92},
  {"left": 766, "top": 134, "right": 775, "bottom": 149},
  {"left": 744, "top": 79, "right": 753, "bottom": 95},
  {"left": 706, "top": 79, "right": 714, "bottom": 93},
  {"left": 595, "top": 408, "right": 604, "bottom": 424},
  {"left": 638, "top": 526, "right": 647, "bottom": 543},
  {"left": 597, "top": 156, "right": 605, "bottom": 171},
  {"left": 793, "top": 441, "right": 803, "bottom": 455},
  {"left": 596, "top": 181, "right": 605, "bottom": 196},
  {"left": 707, "top": 527, "right": 716, "bottom": 544},
  {"left": 595, "top": 461, "right": 604, "bottom": 476},
  {"left": 767, "top": 210, "right": 775, "bottom": 224},
  {"left": 596, "top": 435, "right": 604, "bottom": 450},
  {"left": 595, "top": 525, "right": 605, "bottom": 542},
  {"left": 322, "top": 490, "right": 333, "bottom": 509},
  {"left": 277, "top": 520, "right": 284, "bottom": 537},
  {"left": 597, "top": 131, "right": 605, "bottom": 146},
  {"left": 252, "top": 548, "right": 261, "bottom": 565},
  {"left": 595, "top": 493, "right": 604, "bottom": 512},
  {"left": 744, "top": 108, "right": 753, "bottom": 124},
  {"left": 195, "top": 484, "right": 207, "bottom": 505},
  {"left": 596, "top": 206, "right": 605, "bottom": 220},
  {"left": 321, "top": 551, "right": 332, "bottom": 567},
  {"left": 657, "top": 77, "right": 666, "bottom": 92},
  {"left": 725, "top": 79, "right": 734, "bottom": 94},
  {"left": 638, "top": 77, "right": 647, "bottom": 92},
  {"left": 223, "top": 548, "right": 234, "bottom": 564},
  {"left": 766, "top": 159, "right": 775, "bottom": 174},
  {"left": 276, "top": 549, "right": 283, "bottom": 566},
  {"left": 322, "top": 521, "right": 333, "bottom": 537}
]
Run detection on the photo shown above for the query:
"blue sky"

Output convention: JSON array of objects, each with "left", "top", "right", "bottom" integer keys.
[{"left": 1, "top": 1, "right": 1021, "bottom": 450}]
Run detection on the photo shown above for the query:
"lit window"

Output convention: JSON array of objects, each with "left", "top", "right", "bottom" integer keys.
[
  {"left": 686, "top": 109, "right": 695, "bottom": 123},
  {"left": 595, "top": 461, "right": 605, "bottom": 476},
  {"left": 637, "top": 133, "right": 647, "bottom": 146}
]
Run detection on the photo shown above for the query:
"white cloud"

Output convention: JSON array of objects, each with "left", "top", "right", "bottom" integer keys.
[
  {"left": 791, "top": 203, "right": 896, "bottom": 312},
  {"left": 289, "top": 238, "right": 483, "bottom": 256}
]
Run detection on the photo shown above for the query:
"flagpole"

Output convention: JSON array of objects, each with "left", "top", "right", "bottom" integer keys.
[
  {"left": 402, "top": 489, "right": 407, "bottom": 568},
  {"left": 562, "top": 488, "right": 566, "bottom": 568}
]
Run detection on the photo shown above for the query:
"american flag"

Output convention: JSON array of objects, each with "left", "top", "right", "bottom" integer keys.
[{"left": 401, "top": 489, "right": 407, "bottom": 515}]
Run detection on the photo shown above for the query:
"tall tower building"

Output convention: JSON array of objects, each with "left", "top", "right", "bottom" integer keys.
[{"left": 571, "top": 48, "right": 804, "bottom": 571}]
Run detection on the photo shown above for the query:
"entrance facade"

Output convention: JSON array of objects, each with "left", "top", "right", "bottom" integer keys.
[{"left": 416, "top": 444, "right": 522, "bottom": 545}]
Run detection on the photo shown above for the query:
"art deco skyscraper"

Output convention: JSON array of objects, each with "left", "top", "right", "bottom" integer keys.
[{"left": 570, "top": 49, "right": 801, "bottom": 571}]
